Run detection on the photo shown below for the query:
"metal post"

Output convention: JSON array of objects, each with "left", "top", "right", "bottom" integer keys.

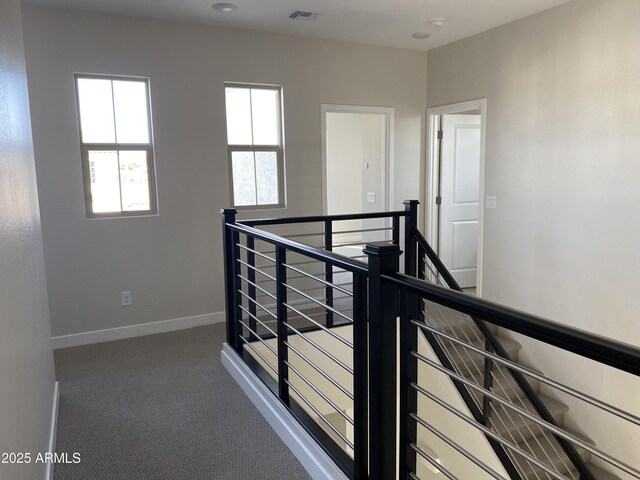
[
  {"left": 404, "top": 200, "right": 419, "bottom": 277},
  {"left": 482, "top": 340, "right": 495, "bottom": 426},
  {"left": 246, "top": 236, "right": 257, "bottom": 340},
  {"left": 275, "top": 246, "right": 289, "bottom": 405},
  {"left": 352, "top": 273, "right": 369, "bottom": 480},
  {"left": 324, "top": 220, "right": 334, "bottom": 328},
  {"left": 400, "top": 202, "right": 420, "bottom": 479},
  {"left": 221, "top": 208, "right": 241, "bottom": 351},
  {"left": 399, "top": 288, "right": 419, "bottom": 479},
  {"left": 365, "top": 242, "right": 401, "bottom": 480},
  {"left": 392, "top": 215, "right": 400, "bottom": 246}
]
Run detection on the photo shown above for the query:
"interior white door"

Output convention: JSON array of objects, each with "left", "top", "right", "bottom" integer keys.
[{"left": 439, "top": 114, "right": 481, "bottom": 288}]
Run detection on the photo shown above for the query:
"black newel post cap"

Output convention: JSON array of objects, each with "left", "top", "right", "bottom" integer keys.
[{"left": 363, "top": 242, "right": 403, "bottom": 257}]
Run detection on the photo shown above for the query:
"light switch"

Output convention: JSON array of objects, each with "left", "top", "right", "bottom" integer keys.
[
  {"left": 485, "top": 196, "right": 497, "bottom": 209},
  {"left": 367, "top": 192, "right": 376, "bottom": 203}
]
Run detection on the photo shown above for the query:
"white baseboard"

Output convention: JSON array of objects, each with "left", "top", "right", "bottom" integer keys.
[
  {"left": 45, "top": 381, "right": 60, "bottom": 480},
  {"left": 221, "top": 343, "right": 349, "bottom": 480},
  {"left": 52, "top": 311, "right": 225, "bottom": 349}
]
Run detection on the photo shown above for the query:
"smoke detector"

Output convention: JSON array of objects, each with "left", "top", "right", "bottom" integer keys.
[
  {"left": 289, "top": 11, "right": 319, "bottom": 20},
  {"left": 429, "top": 18, "right": 445, "bottom": 28}
]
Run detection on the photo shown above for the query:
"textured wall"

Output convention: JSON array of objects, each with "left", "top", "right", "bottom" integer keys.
[
  {"left": 427, "top": 0, "right": 640, "bottom": 475},
  {"left": 22, "top": 6, "right": 427, "bottom": 339},
  {"left": 0, "top": 0, "right": 57, "bottom": 478}
]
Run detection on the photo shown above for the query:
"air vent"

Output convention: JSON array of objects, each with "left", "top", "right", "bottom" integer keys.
[{"left": 289, "top": 10, "right": 319, "bottom": 20}]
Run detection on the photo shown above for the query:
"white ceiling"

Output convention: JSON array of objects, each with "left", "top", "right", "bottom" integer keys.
[{"left": 21, "top": 0, "right": 572, "bottom": 51}]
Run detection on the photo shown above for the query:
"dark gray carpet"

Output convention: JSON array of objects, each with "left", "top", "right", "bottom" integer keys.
[{"left": 53, "top": 323, "right": 311, "bottom": 480}]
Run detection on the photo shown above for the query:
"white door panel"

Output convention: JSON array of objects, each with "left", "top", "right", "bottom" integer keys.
[{"left": 440, "top": 114, "right": 481, "bottom": 288}]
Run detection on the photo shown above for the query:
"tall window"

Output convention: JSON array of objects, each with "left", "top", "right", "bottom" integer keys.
[
  {"left": 75, "top": 74, "right": 157, "bottom": 217},
  {"left": 224, "top": 84, "right": 285, "bottom": 209}
]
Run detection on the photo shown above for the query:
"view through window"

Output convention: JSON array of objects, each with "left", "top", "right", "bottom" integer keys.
[
  {"left": 75, "top": 75, "right": 157, "bottom": 217},
  {"left": 224, "top": 84, "right": 284, "bottom": 208}
]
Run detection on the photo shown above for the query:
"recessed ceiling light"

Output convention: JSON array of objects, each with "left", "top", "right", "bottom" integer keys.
[
  {"left": 212, "top": 3, "right": 237, "bottom": 13},
  {"left": 411, "top": 32, "right": 431, "bottom": 40},
  {"left": 429, "top": 18, "right": 445, "bottom": 28}
]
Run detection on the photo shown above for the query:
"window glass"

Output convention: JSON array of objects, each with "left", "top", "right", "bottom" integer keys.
[
  {"left": 255, "top": 151, "right": 279, "bottom": 205},
  {"left": 77, "top": 78, "right": 116, "bottom": 143},
  {"left": 225, "top": 88, "right": 253, "bottom": 145},
  {"left": 224, "top": 84, "right": 284, "bottom": 208},
  {"left": 113, "top": 81, "right": 150, "bottom": 144},
  {"left": 251, "top": 89, "right": 279, "bottom": 145},
  {"left": 231, "top": 151, "right": 257, "bottom": 206},
  {"left": 76, "top": 75, "right": 157, "bottom": 217},
  {"left": 119, "top": 150, "right": 151, "bottom": 211},
  {"left": 88, "top": 150, "right": 121, "bottom": 213}
]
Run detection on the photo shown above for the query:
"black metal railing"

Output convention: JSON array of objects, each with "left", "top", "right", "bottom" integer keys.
[
  {"left": 222, "top": 207, "right": 407, "bottom": 478},
  {"left": 221, "top": 201, "right": 640, "bottom": 480},
  {"left": 413, "top": 227, "right": 596, "bottom": 480},
  {"left": 390, "top": 270, "right": 640, "bottom": 480}
]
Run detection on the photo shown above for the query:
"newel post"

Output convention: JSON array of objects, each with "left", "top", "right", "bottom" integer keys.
[
  {"left": 403, "top": 200, "right": 419, "bottom": 277},
  {"left": 365, "top": 242, "right": 401, "bottom": 480},
  {"left": 220, "top": 208, "right": 240, "bottom": 351}
]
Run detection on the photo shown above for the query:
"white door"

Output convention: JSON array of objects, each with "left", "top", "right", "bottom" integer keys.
[{"left": 439, "top": 114, "right": 481, "bottom": 288}]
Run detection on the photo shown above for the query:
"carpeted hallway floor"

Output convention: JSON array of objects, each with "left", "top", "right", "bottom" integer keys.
[{"left": 53, "top": 323, "right": 311, "bottom": 480}]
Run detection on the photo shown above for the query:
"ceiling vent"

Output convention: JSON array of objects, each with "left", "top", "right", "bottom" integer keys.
[{"left": 289, "top": 11, "right": 319, "bottom": 20}]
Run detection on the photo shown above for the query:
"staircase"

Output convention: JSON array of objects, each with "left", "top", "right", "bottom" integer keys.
[{"left": 423, "top": 299, "right": 619, "bottom": 480}]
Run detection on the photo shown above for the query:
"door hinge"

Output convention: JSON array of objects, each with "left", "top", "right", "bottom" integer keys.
[
  {"left": 437, "top": 130, "right": 443, "bottom": 140},
  {"left": 435, "top": 196, "right": 442, "bottom": 205}
]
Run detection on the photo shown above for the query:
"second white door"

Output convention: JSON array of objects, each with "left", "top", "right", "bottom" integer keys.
[{"left": 439, "top": 114, "right": 481, "bottom": 288}]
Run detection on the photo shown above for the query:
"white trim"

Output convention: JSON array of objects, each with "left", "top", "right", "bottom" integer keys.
[
  {"left": 321, "top": 104, "right": 395, "bottom": 215},
  {"left": 52, "top": 311, "right": 225, "bottom": 349},
  {"left": 221, "top": 344, "right": 349, "bottom": 480},
  {"left": 45, "top": 382, "right": 60, "bottom": 480},
  {"left": 425, "top": 98, "right": 487, "bottom": 296}
]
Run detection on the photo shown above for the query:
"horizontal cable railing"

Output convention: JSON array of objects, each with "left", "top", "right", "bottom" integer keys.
[
  {"left": 385, "top": 268, "right": 640, "bottom": 480},
  {"left": 221, "top": 201, "right": 640, "bottom": 480},
  {"left": 414, "top": 230, "right": 595, "bottom": 480},
  {"left": 222, "top": 208, "right": 405, "bottom": 479}
]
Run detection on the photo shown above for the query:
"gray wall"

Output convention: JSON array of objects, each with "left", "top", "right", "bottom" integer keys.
[
  {"left": 427, "top": 0, "right": 639, "bottom": 473},
  {"left": 0, "top": 1, "right": 57, "bottom": 478},
  {"left": 22, "top": 7, "right": 427, "bottom": 338}
]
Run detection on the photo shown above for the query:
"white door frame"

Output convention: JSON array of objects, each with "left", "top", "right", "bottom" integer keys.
[
  {"left": 321, "top": 104, "right": 395, "bottom": 215},
  {"left": 426, "top": 99, "right": 487, "bottom": 295}
]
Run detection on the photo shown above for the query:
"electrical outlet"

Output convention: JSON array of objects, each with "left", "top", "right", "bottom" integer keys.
[
  {"left": 485, "top": 196, "right": 497, "bottom": 209},
  {"left": 121, "top": 291, "right": 132, "bottom": 307},
  {"left": 367, "top": 192, "right": 376, "bottom": 203}
]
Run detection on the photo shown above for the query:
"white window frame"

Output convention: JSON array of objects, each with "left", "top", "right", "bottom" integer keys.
[
  {"left": 74, "top": 73, "right": 158, "bottom": 218},
  {"left": 224, "top": 83, "right": 285, "bottom": 210}
]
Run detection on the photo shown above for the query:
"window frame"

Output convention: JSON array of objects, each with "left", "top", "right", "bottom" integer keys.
[
  {"left": 224, "top": 82, "right": 286, "bottom": 210},
  {"left": 74, "top": 73, "right": 158, "bottom": 219}
]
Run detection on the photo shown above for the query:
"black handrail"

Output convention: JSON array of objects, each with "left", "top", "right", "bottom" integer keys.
[
  {"left": 240, "top": 210, "right": 407, "bottom": 227},
  {"left": 411, "top": 229, "right": 599, "bottom": 479},
  {"left": 385, "top": 269, "right": 640, "bottom": 376},
  {"left": 226, "top": 221, "right": 369, "bottom": 276},
  {"left": 414, "top": 229, "right": 461, "bottom": 290}
]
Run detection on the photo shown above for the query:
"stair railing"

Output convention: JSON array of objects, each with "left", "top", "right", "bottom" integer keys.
[
  {"left": 221, "top": 201, "right": 640, "bottom": 480},
  {"left": 389, "top": 265, "right": 640, "bottom": 480},
  {"left": 406, "top": 204, "right": 594, "bottom": 480},
  {"left": 222, "top": 207, "right": 408, "bottom": 479}
]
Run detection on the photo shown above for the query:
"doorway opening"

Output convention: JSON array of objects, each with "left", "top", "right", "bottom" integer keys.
[
  {"left": 426, "top": 99, "right": 487, "bottom": 296},
  {"left": 321, "top": 104, "right": 394, "bottom": 247}
]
